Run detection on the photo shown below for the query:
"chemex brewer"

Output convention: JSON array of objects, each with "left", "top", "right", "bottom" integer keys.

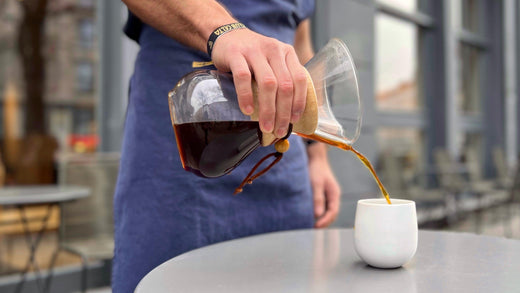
[{"left": 168, "top": 38, "right": 391, "bottom": 203}]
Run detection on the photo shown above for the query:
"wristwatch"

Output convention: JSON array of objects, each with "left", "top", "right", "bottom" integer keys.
[{"left": 304, "top": 139, "right": 317, "bottom": 147}]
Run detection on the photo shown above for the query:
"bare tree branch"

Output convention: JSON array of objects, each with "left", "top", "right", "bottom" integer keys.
[{"left": 16, "top": 0, "right": 49, "bottom": 134}]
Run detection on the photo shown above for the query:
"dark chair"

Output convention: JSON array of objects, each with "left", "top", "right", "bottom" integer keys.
[
  {"left": 434, "top": 149, "right": 508, "bottom": 233},
  {"left": 504, "top": 163, "right": 520, "bottom": 238},
  {"left": 492, "top": 147, "right": 514, "bottom": 189},
  {"left": 379, "top": 152, "right": 449, "bottom": 226},
  {"left": 465, "top": 149, "right": 509, "bottom": 218}
]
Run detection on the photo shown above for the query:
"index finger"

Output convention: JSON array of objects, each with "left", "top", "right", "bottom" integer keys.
[
  {"left": 285, "top": 49, "right": 307, "bottom": 123},
  {"left": 248, "top": 56, "right": 277, "bottom": 134},
  {"left": 230, "top": 56, "right": 254, "bottom": 115}
]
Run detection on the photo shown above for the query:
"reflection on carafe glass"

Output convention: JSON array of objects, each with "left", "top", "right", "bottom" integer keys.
[{"left": 174, "top": 121, "right": 262, "bottom": 178}]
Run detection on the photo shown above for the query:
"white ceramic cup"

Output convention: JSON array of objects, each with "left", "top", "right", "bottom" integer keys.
[{"left": 354, "top": 198, "right": 418, "bottom": 269}]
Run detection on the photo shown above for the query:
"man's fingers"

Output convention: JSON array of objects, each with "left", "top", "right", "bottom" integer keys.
[
  {"left": 230, "top": 57, "right": 254, "bottom": 115},
  {"left": 225, "top": 35, "right": 306, "bottom": 137},
  {"left": 315, "top": 179, "right": 341, "bottom": 228},
  {"left": 248, "top": 54, "right": 276, "bottom": 134},
  {"left": 285, "top": 49, "right": 307, "bottom": 123},
  {"left": 315, "top": 211, "right": 334, "bottom": 228},
  {"left": 268, "top": 48, "right": 293, "bottom": 138},
  {"left": 325, "top": 181, "right": 341, "bottom": 221},
  {"left": 313, "top": 183, "right": 325, "bottom": 219},
  {"left": 315, "top": 201, "right": 337, "bottom": 228}
]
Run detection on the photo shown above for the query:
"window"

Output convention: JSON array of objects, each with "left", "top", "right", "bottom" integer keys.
[
  {"left": 73, "top": 108, "right": 95, "bottom": 135},
  {"left": 78, "top": 19, "right": 94, "bottom": 49},
  {"left": 378, "top": 127, "right": 424, "bottom": 173},
  {"left": 375, "top": 1, "right": 433, "bottom": 181},
  {"left": 76, "top": 61, "right": 93, "bottom": 92},
  {"left": 461, "top": 0, "right": 482, "bottom": 34},
  {"left": 454, "top": 0, "right": 489, "bottom": 168},
  {"left": 457, "top": 44, "right": 482, "bottom": 114},
  {"left": 376, "top": 14, "right": 420, "bottom": 112}
]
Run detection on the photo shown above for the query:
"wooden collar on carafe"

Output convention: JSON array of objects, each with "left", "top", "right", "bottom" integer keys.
[{"left": 236, "top": 68, "right": 319, "bottom": 194}]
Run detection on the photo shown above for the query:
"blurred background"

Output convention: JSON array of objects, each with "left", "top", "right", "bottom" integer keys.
[{"left": 0, "top": 0, "right": 518, "bottom": 292}]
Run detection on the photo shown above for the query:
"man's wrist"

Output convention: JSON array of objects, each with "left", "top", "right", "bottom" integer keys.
[
  {"left": 306, "top": 140, "right": 328, "bottom": 160},
  {"left": 207, "top": 22, "right": 247, "bottom": 57}
]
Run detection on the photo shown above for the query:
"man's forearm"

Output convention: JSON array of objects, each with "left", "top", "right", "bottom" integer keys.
[
  {"left": 306, "top": 142, "right": 328, "bottom": 161},
  {"left": 125, "top": 0, "right": 312, "bottom": 139},
  {"left": 293, "top": 20, "right": 314, "bottom": 65},
  {"left": 122, "top": 0, "right": 236, "bottom": 53}
]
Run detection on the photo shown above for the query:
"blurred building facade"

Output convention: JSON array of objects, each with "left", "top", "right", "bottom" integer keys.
[
  {"left": 0, "top": 0, "right": 518, "bottom": 205},
  {"left": 46, "top": 0, "right": 98, "bottom": 153},
  {"left": 0, "top": 0, "right": 98, "bottom": 155},
  {"left": 311, "top": 0, "right": 519, "bottom": 199}
]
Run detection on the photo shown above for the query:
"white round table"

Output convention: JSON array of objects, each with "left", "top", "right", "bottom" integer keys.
[
  {"left": 136, "top": 228, "right": 520, "bottom": 293},
  {"left": 0, "top": 185, "right": 89, "bottom": 205}
]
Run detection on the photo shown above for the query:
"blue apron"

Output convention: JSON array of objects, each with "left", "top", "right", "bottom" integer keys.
[{"left": 113, "top": 1, "right": 314, "bottom": 292}]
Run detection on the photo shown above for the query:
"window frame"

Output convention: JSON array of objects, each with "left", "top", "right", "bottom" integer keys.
[
  {"left": 446, "top": 0, "right": 504, "bottom": 176},
  {"left": 375, "top": 0, "right": 506, "bottom": 176},
  {"left": 456, "top": 0, "right": 488, "bottom": 121},
  {"left": 76, "top": 60, "right": 94, "bottom": 93},
  {"left": 516, "top": 0, "right": 520, "bottom": 158},
  {"left": 375, "top": 1, "right": 435, "bottom": 125},
  {"left": 375, "top": 0, "right": 436, "bottom": 172},
  {"left": 78, "top": 18, "right": 94, "bottom": 49}
]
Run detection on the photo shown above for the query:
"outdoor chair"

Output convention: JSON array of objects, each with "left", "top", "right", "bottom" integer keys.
[
  {"left": 433, "top": 149, "right": 478, "bottom": 226},
  {"left": 45, "top": 153, "right": 119, "bottom": 293},
  {"left": 492, "top": 147, "right": 514, "bottom": 189},
  {"left": 504, "top": 162, "right": 520, "bottom": 238},
  {"left": 433, "top": 149, "right": 508, "bottom": 233},
  {"left": 379, "top": 152, "right": 449, "bottom": 225},
  {"left": 464, "top": 149, "right": 496, "bottom": 191},
  {"left": 433, "top": 149, "right": 467, "bottom": 195},
  {"left": 464, "top": 149, "right": 509, "bottom": 207}
]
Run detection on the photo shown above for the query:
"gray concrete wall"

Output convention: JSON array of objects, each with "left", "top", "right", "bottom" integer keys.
[
  {"left": 313, "top": 0, "right": 378, "bottom": 227},
  {"left": 97, "top": 0, "right": 128, "bottom": 152},
  {"left": 517, "top": 0, "right": 520, "bottom": 156}
]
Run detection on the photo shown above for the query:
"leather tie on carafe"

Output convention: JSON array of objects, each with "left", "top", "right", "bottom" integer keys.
[{"left": 234, "top": 124, "right": 293, "bottom": 195}]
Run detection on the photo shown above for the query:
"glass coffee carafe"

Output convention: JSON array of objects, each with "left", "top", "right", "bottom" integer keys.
[{"left": 168, "top": 38, "right": 362, "bottom": 183}]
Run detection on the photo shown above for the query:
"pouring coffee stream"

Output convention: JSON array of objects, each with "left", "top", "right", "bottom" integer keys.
[
  {"left": 298, "top": 133, "right": 392, "bottom": 205},
  {"left": 169, "top": 39, "right": 391, "bottom": 204}
]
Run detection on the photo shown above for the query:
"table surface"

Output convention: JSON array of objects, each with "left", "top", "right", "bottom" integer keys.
[
  {"left": 136, "top": 228, "right": 520, "bottom": 293},
  {"left": 0, "top": 185, "right": 90, "bottom": 205}
]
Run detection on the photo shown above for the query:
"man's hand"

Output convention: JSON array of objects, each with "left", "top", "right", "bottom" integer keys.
[
  {"left": 307, "top": 143, "right": 341, "bottom": 228},
  {"left": 122, "top": 1, "right": 308, "bottom": 139},
  {"left": 211, "top": 29, "right": 308, "bottom": 138}
]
